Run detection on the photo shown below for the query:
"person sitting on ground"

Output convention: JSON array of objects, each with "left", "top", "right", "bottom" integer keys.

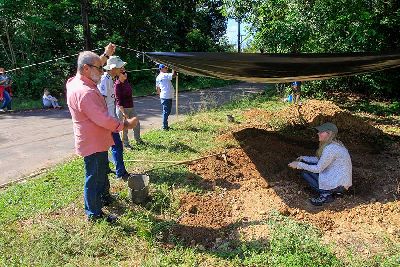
[
  {"left": 115, "top": 67, "right": 144, "bottom": 148},
  {"left": 0, "top": 67, "right": 13, "bottom": 112},
  {"left": 42, "top": 89, "right": 62, "bottom": 109},
  {"left": 288, "top": 122, "right": 352, "bottom": 206}
]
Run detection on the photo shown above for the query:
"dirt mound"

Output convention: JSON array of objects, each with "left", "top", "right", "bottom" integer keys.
[{"left": 171, "top": 100, "right": 400, "bottom": 258}]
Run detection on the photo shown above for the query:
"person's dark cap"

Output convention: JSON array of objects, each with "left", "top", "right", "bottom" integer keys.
[
  {"left": 314, "top": 122, "right": 338, "bottom": 134},
  {"left": 158, "top": 64, "right": 166, "bottom": 69}
]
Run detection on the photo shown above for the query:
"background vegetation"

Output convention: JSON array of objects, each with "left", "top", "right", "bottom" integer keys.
[
  {"left": 1, "top": 0, "right": 399, "bottom": 103},
  {"left": 0, "top": 0, "right": 231, "bottom": 102},
  {"left": 223, "top": 0, "right": 400, "bottom": 97}
]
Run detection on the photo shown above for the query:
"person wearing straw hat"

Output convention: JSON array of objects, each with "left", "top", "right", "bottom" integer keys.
[
  {"left": 288, "top": 122, "right": 352, "bottom": 206},
  {"left": 98, "top": 56, "right": 133, "bottom": 204},
  {"left": 156, "top": 64, "right": 176, "bottom": 130},
  {"left": 66, "top": 44, "right": 139, "bottom": 222}
]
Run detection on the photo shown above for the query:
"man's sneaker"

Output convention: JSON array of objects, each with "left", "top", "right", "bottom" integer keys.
[
  {"left": 105, "top": 214, "right": 118, "bottom": 223},
  {"left": 116, "top": 172, "right": 131, "bottom": 181},
  {"left": 310, "top": 194, "right": 334, "bottom": 206},
  {"left": 136, "top": 139, "right": 146, "bottom": 145},
  {"left": 124, "top": 144, "right": 133, "bottom": 150},
  {"left": 87, "top": 212, "right": 118, "bottom": 223},
  {"left": 162, "top": 126, "right": 171, "bottom": 131},
  {"left": 0, "top": 109, "right": 5, "bottom": 113}
]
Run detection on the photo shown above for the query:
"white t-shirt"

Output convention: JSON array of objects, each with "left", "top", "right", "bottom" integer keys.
[
  {"left": 98, "top": 72, "right": 116, "bottom": 118},
  {"left": 156, "top": 72, "right": 174, "bottom": 99}
]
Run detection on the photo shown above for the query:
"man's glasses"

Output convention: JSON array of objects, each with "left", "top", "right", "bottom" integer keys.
[
  {"left": 87, "top": 64, "right": 103, "bottom": 72},
  {"left": 121, "top": 71, "right": 127, "bottom": 74}
]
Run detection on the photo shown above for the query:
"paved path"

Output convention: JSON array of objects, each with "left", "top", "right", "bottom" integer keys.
[{"left": 0, "top": 83, "right": 265, "bottom": 185}]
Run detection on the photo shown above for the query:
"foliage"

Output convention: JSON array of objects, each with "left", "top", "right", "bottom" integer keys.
[
  {"left": 223, "top": 0, "right": 400, "bottom": 97},
  {"left": 0, "top": 0, "right": 228, "bottom": 100}
]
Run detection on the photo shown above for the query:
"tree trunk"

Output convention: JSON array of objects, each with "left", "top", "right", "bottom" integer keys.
[{"left": 81, "top": 0, "right": 92, "bottom": 50}]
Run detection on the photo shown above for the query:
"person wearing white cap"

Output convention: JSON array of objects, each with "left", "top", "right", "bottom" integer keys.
[
  {"left": 288, "top": 122, "right": 352, "bottom": 206},
  {"left": 98, "top": 55, "right": 131, "bottom": 205},
  {"left": 156, "top": 64, "right": 176, "bottom": 130}
]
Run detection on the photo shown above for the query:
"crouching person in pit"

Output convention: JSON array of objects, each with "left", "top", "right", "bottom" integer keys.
[{"left": 288, "top": 122, "right": 352, "bottom": 206}]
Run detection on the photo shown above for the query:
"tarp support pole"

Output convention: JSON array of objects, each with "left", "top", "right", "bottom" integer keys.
[{"left": 175, "top": 72, "right": 179, "bottom": 118}]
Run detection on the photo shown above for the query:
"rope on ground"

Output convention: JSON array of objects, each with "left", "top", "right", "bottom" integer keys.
[{"left": 125, "top": 151, "right": 227, "bottom": 172}]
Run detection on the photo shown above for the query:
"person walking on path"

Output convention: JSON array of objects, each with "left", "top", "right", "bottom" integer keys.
[
  {"left": 115, "top": 67, "right": 144, "bottom": 148},
  {"left": 156, "top": 64, "right": 176, "bottom": 130},
  {"left": 66, "top": 44, "right": 139, "bottom": 222},
  {"left": 0, "top": 67, "right": 13, "bottom": 112},
  {"left": 288, "top": 122, "right": 352, "bottom": 206}
]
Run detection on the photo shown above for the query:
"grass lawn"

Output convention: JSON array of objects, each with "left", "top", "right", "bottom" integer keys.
[{"left": 0, "top": 92, "right": 399, "bottom": 266}]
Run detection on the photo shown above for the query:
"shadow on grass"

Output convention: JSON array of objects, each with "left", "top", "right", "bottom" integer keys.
[{"left": 141, "top": 213, "right": 343, "bottom": 266}]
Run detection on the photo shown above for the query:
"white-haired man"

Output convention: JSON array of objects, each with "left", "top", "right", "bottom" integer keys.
[{"left": 66, "top": 44, "right": 138, "bottom": 222}]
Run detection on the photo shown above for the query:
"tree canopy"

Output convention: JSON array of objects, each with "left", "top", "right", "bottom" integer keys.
[
  {"left": 223, "top": 0, "right": 400, "bottom": 96},
  {"left": 0, "top": 0, "right": 229, "bottom": 98}
]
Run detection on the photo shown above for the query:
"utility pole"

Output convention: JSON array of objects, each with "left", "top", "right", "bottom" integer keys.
[
  {"left": 237, "top": 19, "right": 241, "bottom": 53},
  {"left": 81, "top": 0, "right": 92, "bottom": 50}
]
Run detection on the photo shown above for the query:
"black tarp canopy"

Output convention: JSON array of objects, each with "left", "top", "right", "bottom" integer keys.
[{"left": 146, "top": 52, "right": 400, "bottom": 83}]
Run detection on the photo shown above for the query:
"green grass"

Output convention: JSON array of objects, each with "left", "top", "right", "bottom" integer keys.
[{"left": 1, "top": 93, "right": 399, "bottom": 266}]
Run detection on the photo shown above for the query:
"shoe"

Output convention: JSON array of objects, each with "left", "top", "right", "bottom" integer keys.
[
  {"left": 162, "top": 127, "right": 171, "bottom": 131},
  {"left": 310, "top": 194, "right": 334, "bottom": 206},
  {"left": 87, "top": 212, "right": 118, "bottom": 223},
  {"left": 116, "top": 172, "right": 131, "bottom": 181},
  {"left": 136, "top": 139, "right": 145, "bottom": 145},
  {"left": 124, "top": 144, "right": 133, "bottom": 150},
  {"left": 0, "top": 109, "right": 5, "bottom": 113},
  {"left": 105, "top": 214, "right": 118, "bottom": 223}
]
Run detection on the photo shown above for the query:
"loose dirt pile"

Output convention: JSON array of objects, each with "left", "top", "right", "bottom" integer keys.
[{"left": 170, "top": 99, "right": 400, "bottom": 258}]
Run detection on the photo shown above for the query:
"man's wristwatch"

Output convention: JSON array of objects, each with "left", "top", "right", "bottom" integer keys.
[{"left": 102, "top": 53, "right": 110, "bottom": 59}]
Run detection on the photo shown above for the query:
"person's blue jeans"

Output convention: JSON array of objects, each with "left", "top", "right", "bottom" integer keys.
[
  {"left": 301, "top": 171, "right": 345, "bottom": 194},
  {"left": 0, "top": 90, "right": 12, "bottom": 110},
  {"left": 83, "top": 151, "right": 108, "bottom": 217},
  {"left": 160, "top": 98, "right": 172, "bottom": 129},
  {"left": 110, "top": 132, "right": 127, "bottom": 177}
]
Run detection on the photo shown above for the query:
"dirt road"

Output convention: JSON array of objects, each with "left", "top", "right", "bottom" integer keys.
[{"left": 0, "top": 83, "right": 265, "bottom": 186}]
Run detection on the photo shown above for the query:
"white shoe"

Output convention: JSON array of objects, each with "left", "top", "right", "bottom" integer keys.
[{"left": 0, "top": 109, "right": 5, "bottom": 113}]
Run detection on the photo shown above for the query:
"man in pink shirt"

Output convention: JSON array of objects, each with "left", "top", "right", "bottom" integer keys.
[{"left": 66, "top": 44, "right": 138, "bottom": 222}]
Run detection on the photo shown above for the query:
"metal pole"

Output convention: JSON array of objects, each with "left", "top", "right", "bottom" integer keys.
[
  {"left": 175, "top": 72, "right": 179, "bottom": 118},
  {"left": 237, "top": 19, "right": 241, "bottom": 53}
]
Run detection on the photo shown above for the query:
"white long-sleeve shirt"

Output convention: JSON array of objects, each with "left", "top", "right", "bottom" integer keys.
[
  {"left": 98, "top": 72, "right": 116, "bottom": 118},
  {"left": 298, "top": 142, "right": 352, "bottom": 190}
]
